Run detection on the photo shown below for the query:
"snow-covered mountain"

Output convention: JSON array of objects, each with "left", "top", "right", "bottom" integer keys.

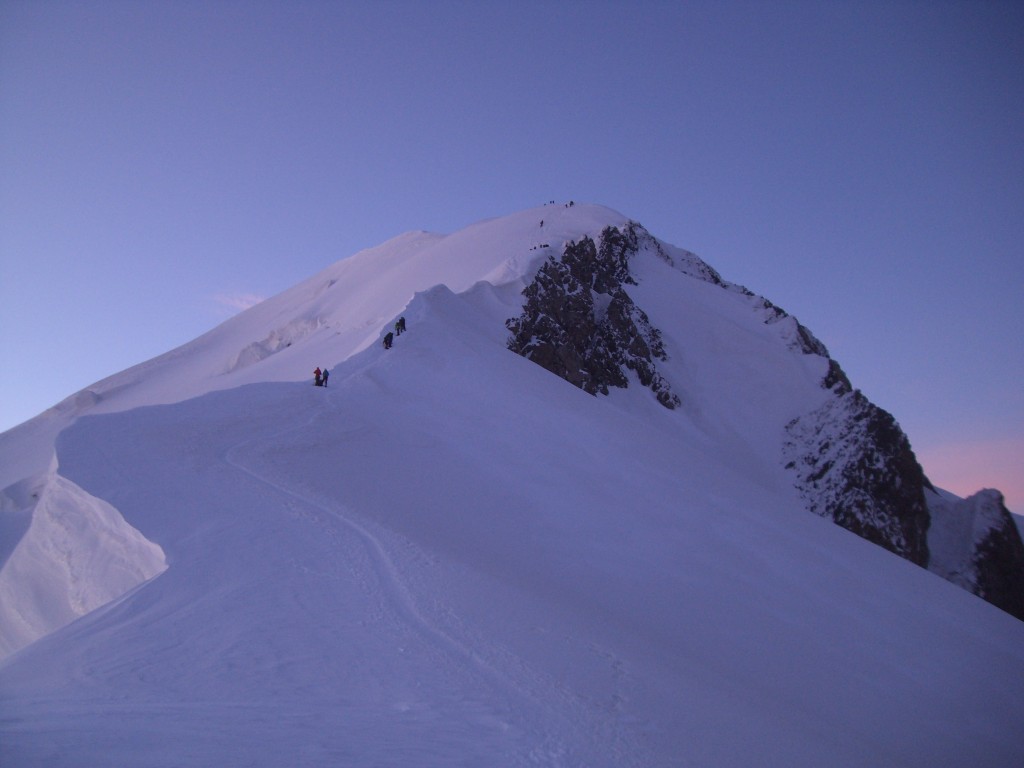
[{"left": 2, "top": 203, "right": 1022, "bottom": 767}]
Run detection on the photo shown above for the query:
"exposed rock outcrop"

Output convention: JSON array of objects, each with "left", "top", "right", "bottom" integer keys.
[
  {"left": 506, "top": 225, "right": 680, "bottom": 409},
  {"left": 927, "top": 488, "right": 1024, "bottom": 621},
  {"left": 783, "top": 389, "right": 932, "bottom": 567}
]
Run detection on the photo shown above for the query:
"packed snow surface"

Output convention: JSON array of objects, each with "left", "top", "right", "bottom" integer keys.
[{"left": 1, "top": 204, "right": 1022, "bottom": 766}]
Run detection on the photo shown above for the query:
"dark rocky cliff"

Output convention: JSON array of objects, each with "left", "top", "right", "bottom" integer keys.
[
  {"left": 506, "top": 224, "right": 680, "bottom": 409},
  {"left": 783, "top": 387, "right": 932, "bottom": 567}
]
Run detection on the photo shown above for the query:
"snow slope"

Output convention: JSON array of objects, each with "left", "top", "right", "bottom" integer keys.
[
  {"left": 0, "top": 204, "right": 623, "bottom": 653},
  {"left": 2, "top": 204, "right": 1023, "bottom": 767}
]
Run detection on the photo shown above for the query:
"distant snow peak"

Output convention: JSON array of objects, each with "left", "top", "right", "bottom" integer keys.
[{"left": 506, "top": 223, "right": 681, "bottom": 409}]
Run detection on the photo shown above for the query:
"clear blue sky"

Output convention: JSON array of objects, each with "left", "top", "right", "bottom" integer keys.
[{"left": 2, "top": 0, "right": 1022, "bottom": 509}]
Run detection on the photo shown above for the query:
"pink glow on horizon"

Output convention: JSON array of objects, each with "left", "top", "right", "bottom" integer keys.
[{"left": 917, "top": 438, "right": 1024, "bottom": 515}]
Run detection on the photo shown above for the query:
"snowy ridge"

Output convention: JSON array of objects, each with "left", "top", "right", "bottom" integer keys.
[
  {"left": 2, "top": 203, "right": 1024, "bottom": 766},
  {"left": 0, "top": 204, "right": 638, "bottom": 656},
  {"left": 0, "top": 206, "right": 625, "bottom": 494}
]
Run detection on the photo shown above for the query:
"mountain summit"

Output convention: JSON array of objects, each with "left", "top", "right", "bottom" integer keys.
[{"left": 2, "top": 203, "right": 1023, "bottom": 767}]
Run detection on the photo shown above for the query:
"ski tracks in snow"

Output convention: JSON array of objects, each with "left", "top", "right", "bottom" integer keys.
[{"left": 221, "top": 387, "right": 645, "bottom": 767}]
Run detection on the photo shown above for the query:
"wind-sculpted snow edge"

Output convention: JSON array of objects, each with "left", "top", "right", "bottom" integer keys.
[{"left": 0, "top": 458, "right": 167, "bottom": 659}]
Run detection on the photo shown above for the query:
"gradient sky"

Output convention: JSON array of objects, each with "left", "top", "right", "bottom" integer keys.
[{"left": 2, "top": 0, "right": 1022, "bottom": 510}]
